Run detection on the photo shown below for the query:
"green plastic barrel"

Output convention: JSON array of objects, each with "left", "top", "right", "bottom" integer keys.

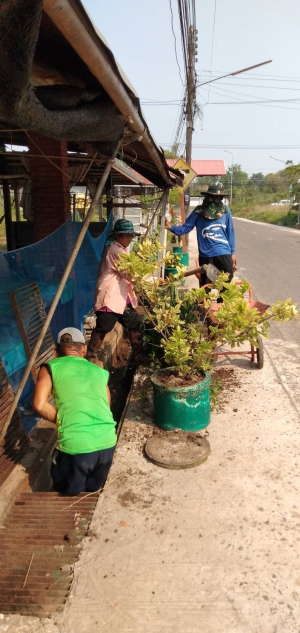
[
  {"left": 179, "top": 252, "right": 189, "bottom": 266},
  {"left": 151, "top": 369, "right": 211, "bottom": 431},
  {"left": 164, "top": 267, "right": 185, "bottom": 285},
  {"left": 164, "top": 266, "right": 178, "bottom": 278},
  {"left": 172, "top": 246, "right": 182, "bottom": 254}
]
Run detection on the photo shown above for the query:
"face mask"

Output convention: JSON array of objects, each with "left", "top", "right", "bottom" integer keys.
[{"left": 198, "top": 196, "right": 225, "bottom": 220}]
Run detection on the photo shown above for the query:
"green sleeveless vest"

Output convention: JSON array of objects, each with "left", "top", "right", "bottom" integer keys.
[{"left": 47, "top": 356, "right": 116, "bottom": 455}]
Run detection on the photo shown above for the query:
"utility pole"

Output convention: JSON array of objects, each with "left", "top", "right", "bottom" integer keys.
[
  {"left": 184, "top": 26, "right": 198, "bottom": 237},
  {"left": 224, "top": 150, "right": 233, "bottom": 205},
  {"left": 185, "top": 26, "right": 196, "bottom": 169}
]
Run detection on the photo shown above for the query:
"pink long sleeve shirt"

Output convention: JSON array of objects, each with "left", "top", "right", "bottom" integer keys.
[{"left": 94, "top": 241, "right": 138, "bottom": 314}]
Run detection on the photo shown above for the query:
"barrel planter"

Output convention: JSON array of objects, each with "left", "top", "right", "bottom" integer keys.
[
  {"left": 164, "top": 266, "right": 178, "bottom": 278},
  {"left": 179, "top": 252, "right": 189, "bottom": 266},
  {"left": 172, "top": 246, "right": 189, "bottom": 267},
  {"left": 151, "top": 368, "right": 211, "bottom": 431},
  {"left": 164, "top": 266, "right": 185, "bottom": 285}
]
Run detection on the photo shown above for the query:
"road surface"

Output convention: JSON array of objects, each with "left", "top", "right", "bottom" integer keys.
[{"left": 234, "top": 217, "right": 300, "bottom": 413}]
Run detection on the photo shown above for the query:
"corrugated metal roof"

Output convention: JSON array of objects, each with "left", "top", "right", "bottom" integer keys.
[
  {"left": 166, "top": 159, "right": 226, "bottom": 176},
  {"left": 0, "top": 0, "right": 183, "bottom": 189},
  {"left": 113, "top": 161, "right": 153, "bottom": 185}
]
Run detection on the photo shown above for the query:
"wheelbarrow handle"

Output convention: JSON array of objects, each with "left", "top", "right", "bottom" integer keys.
[{"left": 183, "top": 266, "right": 205, "bottom": 278}]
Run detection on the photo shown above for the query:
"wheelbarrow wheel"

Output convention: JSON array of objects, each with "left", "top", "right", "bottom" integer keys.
[{"left": 257, "top": 335, "right": 264, "bottom": 369}]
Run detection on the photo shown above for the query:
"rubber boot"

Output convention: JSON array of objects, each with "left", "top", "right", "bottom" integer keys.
[{"left": 86, "top": 329, "right": 106, "bottom": 364}]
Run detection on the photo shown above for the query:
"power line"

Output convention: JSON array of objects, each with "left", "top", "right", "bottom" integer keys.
[
  {"left": 170, "top": 88, "right": 186, "bottom": 148},
  {"left": 177, "top": 0, "right": 189, "bottom": 80},
  {"left": 204, "top": 87, "right": 300, "bottom": 111},
  {"left": 168, "top": 0, "right": 184, "bottom": 86},
  {"left": 197, "top": 69, "right": 300, "bottom": 82},
  {"left": 201, "top": 83, "right": 300, "bottom": 104},
  {"left": 207, "top": 0, "right": 217, "bottom": 104},
  {"left": 199, "top": 81, "right": 300, "bottom": 91},
  {"left": 160, "top": 142, "right": 300, "bottom": 149}
]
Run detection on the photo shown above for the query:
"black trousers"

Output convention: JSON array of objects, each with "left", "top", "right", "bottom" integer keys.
[
  {"left": 198, "top": 254, "right": 233, "bottom": 287},
  {"left": 51, "top": 446, "right": 116, "bottom": 496},
  {"left": 95, "top": 305, "right": 141, "bottom": 333}
]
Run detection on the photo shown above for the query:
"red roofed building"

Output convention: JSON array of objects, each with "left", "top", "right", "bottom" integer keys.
[{"left": 166, "top": 159, "right": 226, "bottom": 176}]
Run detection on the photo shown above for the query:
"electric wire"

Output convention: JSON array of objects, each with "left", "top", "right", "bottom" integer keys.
[
  {"left": 199, "top": 81, "right": 300, "bottom": 91},
  {"left": 200, "top": 83, "right": 300, "bottom": 104},
  {"left": 197, "top": 69, "right": 300, "bottom": 82},
  {"left": 169, "top": 0, "right": 184, "bottom": 86},
  {"left": 207, "top": 0, "right": 217, "bottom": 104},
  {"left": 160, "top": 141, "right": 300, "bottom": 149},
  {"left": 202, "top": 87, "right": 300, "bottom": 111},
  {"left": 167, "top": 0, "right": 199, "bottom": 155}
]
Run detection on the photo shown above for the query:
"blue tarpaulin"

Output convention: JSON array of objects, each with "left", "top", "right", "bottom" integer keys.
[{"left": 0, "top": 216, "right": 112, "bottom": 427}]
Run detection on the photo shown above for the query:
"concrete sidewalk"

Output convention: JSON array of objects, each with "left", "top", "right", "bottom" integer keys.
[{"left": 2, "top": 232, "right": 300, "bottom": 633}]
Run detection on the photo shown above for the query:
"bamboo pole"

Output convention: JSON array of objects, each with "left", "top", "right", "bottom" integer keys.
[
  {"left": 0, "top": 146, "right": 119, "bottom": 442},
  {"left": 141, "top": 188, "right": 169, "bottom": 243},
  {"left": 158, "top": 189, "right": 170, "bottom": 279}
]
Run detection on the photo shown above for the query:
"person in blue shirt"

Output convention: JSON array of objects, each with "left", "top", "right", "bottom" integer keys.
[{"left": 165, "top": 182, "right": 237, "bottom": 286}]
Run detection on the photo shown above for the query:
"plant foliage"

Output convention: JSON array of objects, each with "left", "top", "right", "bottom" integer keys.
[{"left": 116, "top": 240, "right": 299, "bottom": 377}]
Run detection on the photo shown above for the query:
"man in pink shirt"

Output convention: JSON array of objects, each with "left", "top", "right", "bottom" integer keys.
[{"left": 87, "top": 219, "right": 143, "bottom": 364}]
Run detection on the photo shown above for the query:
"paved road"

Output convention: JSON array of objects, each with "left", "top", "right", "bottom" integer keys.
[{"left": 234, "top": 217, "right": 300, "bottom": 412}]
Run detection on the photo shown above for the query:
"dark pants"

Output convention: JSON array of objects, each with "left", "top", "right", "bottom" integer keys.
[
  {"left": 198, "top": 254, "right": 233, "bottom": 287},
  {"left": 51, "top": 446, "right": 116, "bottom": 496},
  {"left": 95, "top": 305, "right": 141, "bottom": 333},
  {"left": 87, "top": 306, "right": 143, "bottom": 363}
]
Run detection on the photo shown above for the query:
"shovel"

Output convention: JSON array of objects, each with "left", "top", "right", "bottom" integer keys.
[{"left": 183, "top": 263, "right": 221, "bottom": 283}]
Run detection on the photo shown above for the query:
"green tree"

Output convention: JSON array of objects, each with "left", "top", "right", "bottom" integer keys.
[
  {"left": 283, "top": 163, "right": 300, "bottom": 201},
  {"left": 250, "top": 172, "right": 265, "bottom": 189},
  {"left": 169, "top": 188, "right": 180, "bottom": 206},
  {"left": 163, "top": 149, "right": 179, "bottom": 159},
  {"left": 264, "top": 172, "right": 287, "bottom": 197}
]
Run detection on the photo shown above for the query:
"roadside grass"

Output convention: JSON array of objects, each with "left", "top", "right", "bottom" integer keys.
[{"left": 232, "top": 203, "right": 299, "bottom": 227}]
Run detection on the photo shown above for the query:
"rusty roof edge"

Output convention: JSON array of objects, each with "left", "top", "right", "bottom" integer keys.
[{"left": 43, "top": 0, "right": 182, "bottom": 188}]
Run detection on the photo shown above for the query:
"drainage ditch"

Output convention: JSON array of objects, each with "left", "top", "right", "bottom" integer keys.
[{"left": 0, "top": 338, "right": 134, "bottom": 617}]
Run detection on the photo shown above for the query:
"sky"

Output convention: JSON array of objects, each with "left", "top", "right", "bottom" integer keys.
[{"left": 83, "top": 0, "right": 300, "bottom": 177}]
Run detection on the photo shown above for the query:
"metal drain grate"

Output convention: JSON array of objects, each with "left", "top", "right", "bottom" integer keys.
[{"left": 0, "top": 491, "right": 99, "bottom": 617}]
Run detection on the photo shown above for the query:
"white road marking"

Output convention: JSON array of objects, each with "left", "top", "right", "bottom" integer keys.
[
  {"left": 267, "top": 238, "right": 272, "bottom": 241},
  {"left": 252, "top": 232, "right": 257, "bottom": 234}
]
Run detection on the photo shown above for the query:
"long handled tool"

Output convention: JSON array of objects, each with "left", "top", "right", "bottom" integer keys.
[{"left": 183, "top": 263, "right": 220, "bottom": 283}]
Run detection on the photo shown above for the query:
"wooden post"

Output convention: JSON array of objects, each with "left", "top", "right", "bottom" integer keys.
[
  {"left": 180, "top": 192, "right": 187, "bottom": 253},
  {"left": 158, "top": 189, "right": 170, "bottom": 279},
  {"left": 14, "top": 183, "right": 21, "bottom": 222},
  {"left": 3, "top": 180, "right": 15, "bottom": 251},
  {"left": 0, "top": 147, "right": 15, "bottom": 251}
]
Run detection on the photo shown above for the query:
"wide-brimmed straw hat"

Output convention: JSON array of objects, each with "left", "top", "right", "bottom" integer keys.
[{"left": 201, "top": 182, "right": 228, "bottom": 197}]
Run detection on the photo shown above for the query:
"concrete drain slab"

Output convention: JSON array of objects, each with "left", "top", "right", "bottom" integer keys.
[{"left": 145, "top": 432, "right": 211, "bottom": 469}]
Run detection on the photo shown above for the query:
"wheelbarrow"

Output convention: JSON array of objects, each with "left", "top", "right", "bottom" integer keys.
[
  {"left": 205, "top": 282, "right": 269, "bottom": 369},
  {"left": 192, "top": 259, "right": 269, "bottom": 369}
]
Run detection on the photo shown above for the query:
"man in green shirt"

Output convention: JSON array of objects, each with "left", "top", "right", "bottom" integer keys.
[{"left": 33, "top": 327, "right": 117, "bottom": 496}]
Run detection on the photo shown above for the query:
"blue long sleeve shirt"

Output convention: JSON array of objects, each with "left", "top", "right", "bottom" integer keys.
[{"left": 170, "top": 206, "right": 235, "bottom": 257}]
